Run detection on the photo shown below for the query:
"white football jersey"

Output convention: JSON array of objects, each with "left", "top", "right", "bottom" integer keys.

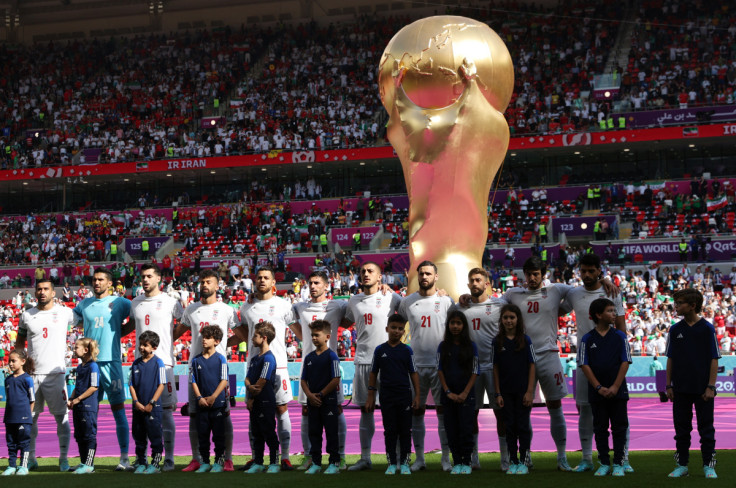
[
  {"left": 345, "top": 291, "right": 402, "bottom": 365},
  {"left": 399, "top": 292, "right": 454, "bottom": 367},
  {"left": 450, "top": 296, "right": 506, "bottom": 371},
  {"left": 239, "top": 296, "right": 296, "bottom": 368},
  {"left": 503, "top": 283, "right": 573, "bottom": 353},
  {"left": 180, "top": 301, "right": 236, "bottom": 360},
  {"left": 131, "top": 292, "right": 184, "bottom": 366},
  {"left": 18, "top": 305, "right": 74, "bottom": 374},
  {"left": 292, "top": 299, "right": 348, "bottom": 356},
  {"left": 563, "top": 286, "right": 626, "bottom": 340}
]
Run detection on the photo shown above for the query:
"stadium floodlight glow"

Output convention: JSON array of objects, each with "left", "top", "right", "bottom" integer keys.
[
  {"left": 574, "top": 151, "right": 580, "bottom": 155},
  {"left": 510, "top": 153, "right": 516, "bottom": 156},
  {"left": 581, "top": 223, "right": 587, "bottom": 229},
  {"left": 166, "top": 173, "right": 172, "bottom": 176},
  {"left": 123, "top": 178, "right": 129, "bottom": 182},
  {"left": 623, "top": 148, "right": 630, "bottom": 152},
  {"left": 604, "top": 91, "right": 611, "bottom": 98},
  {"left": 261, "top": 168, "right": 267, "bottom": 171},
  {"left": 210, "top": 170, "right": 216, "bottom": 174},
  {"left": 22, "top": 182, "right": 28, "bottom": 186},
  {"left": 210, "top": 120, "right": 216, "bottom": 126},
  {"left": 359, "top": 162, "right": 365, "bottom": 165},
  {"left": 688, "top": 144, "right": 695, "bottom": 148},
  {"left": 306, "top": 165, "right": 312, "bottom": 169}
]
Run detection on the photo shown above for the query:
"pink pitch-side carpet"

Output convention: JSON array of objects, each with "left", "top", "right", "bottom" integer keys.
[{"left": 10, "top": 397, "right": 736, "bottom": 459}]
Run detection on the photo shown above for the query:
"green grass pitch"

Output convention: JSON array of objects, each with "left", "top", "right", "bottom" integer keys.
[{"left": 6, "top": 451, "right": 734, "bottom": 487}]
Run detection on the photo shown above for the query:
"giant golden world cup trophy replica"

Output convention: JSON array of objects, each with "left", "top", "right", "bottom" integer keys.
[{"left": 379, "top": 16, "right": 514, "bottom": 299}]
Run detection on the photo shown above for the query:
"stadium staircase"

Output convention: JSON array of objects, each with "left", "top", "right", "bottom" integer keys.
[{"left": 603, "top": 1, "right": 639, "bottom": 76}]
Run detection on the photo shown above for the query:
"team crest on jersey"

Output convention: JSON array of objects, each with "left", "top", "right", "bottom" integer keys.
[
  {"left": 376, "top": 298, "right": 382, "bottom": 309},
  {"left": 268, "top": 305, "right": 275, "bottom": 316},
  {"left": 156, "top": 301, "right": 163, "bottom": 311},
  {"left": 52, "top": 312, "right": 58, "bottom": 323},
  {"left": 322, "top": 302, "right": 328, "bottom": 311},
  {"left": 485, "top": 306, "right": 492, "bottom": 315},
  {"left": 540, "top": 288, "right": 548, "bottom": 299},
  {"left": 212, "top": 310, "right": 219, "bottom": 320},
  {"left": 434, "top": 301, "right": 440, "bottom": 313}
]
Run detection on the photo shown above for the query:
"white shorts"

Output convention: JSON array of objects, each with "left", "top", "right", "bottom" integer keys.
[
  {"left": 298, "top": 363, "right": 344, "bottom": 405},
  {"left": 274, "top": 367, "right": 293, "bottom": 405},
  {"left": 33, "top": 373, "right": 68, "bottom": 416},
  {"left": 416, "top": 366, "right": 441, "bottom": 407},
  {"left": 575, "top": 367, "right": 590, "bottom": 405},
  {"left": 160, "top": 366, "right": 178, "bottom": 408},
  {"left": 474, "top": 369, "right": 499, "bottom": 409},
  {"left": 352, "top": 363, "right": 378, "bottom": 406},
  {"left": 535, "top": 351, "right": 568, "bottom": 402}
]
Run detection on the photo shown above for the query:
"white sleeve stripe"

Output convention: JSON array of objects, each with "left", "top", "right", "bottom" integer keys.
[
  {"left": 529, "top": 343, "right": 537, "bottom": 363},
  {"left": 159, "top": 367, "right": 167, "bottom": 384},
  {"left": 713, "top": 333, "right": 722, "bottom": 359},
  {"left": 333, "top": 360, "right": 341, "bottom": 378},
  {"left": 410, "top": 354, "right": 417, "bottom": 372},
  {"left": 260, "top": 364, "right": 270, "bottom": 379},
  {"left": 29, "top": 387, "right": 35, "bottom": 402},
  {"left": 221, "top": 363, "right": 228, "bottom": 381},
  {"left": 578, "top": 343, "right": 586, "bottom": 365},
  {"left": 472, "top": 356, "right": 479, "bottom": 375},
  {"left": 91, "top": 372, "right": 98, "bottom": 387}
]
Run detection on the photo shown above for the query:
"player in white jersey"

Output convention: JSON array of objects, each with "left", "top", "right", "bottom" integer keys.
[
  {"left": 451, "top": 268, "right": 508, "bottom": 471},
  {"left": 231, "top": 265, "right": 297, "bottom": 470},
  {"left": 343, "top": 261, "right": 402, "bottom": 471},
  {"left": 125, "top": 264, "right": 184, "bottom": 471},
  {"left": 291, "top": 270, "right": 348, "bottom": 470},
  {"left": 560, "top": 254, "right": 628, "bottom": 473},
  {"left": 503, "top": 256, "right": 618, "bottom": 471},
  {"left": 398, "top": 261, "right": 454, "bottom": 472},
  {"left": 174, "top": 269, "right": 237, "bottom": 472},
  {"left": 502, "top": 256, "right": 576, "bottom": 471},
  {"left": 15, "top": 279, "right": 74, "bottom": 471}
]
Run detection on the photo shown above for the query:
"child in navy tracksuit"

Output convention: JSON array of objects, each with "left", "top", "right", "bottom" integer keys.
[
  {"left": 666, "top": 289, "right": 721, "bottom": 479},
  {"left": 190, "top": 325, "right": 230, "bottom": 473},
  {"left": 300, "top": 319, "right": 342, "bottom": 474},
  {"left": 3, "top": 349, "right": 35, "bottom": 476},
  {"left": 129, "top": 331, "right": 166, "bottom": 474},
  {"left": 491, "top": 304, "right": 536, "bottom": 475},
  {"left": 245, "top": 321, "right": 280, "bottom": 473},
  {"left": 437, "top": 310, "right": 479, "bottom": 474},
  {"left": 578, "top": 298, "right": 631, "bottom": 477},
  {"left": 366, "top": 313, "right": 419, "bottom": 475},
  {"left": 67, "top": 338, "right": 100, "bottom": 474}
]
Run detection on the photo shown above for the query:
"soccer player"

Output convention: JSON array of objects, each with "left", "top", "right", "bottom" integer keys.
[
  {"left": 291, "top": 270, "right": 348, "bottom": 470},
  {"left": 16, "top": 279, "right": 74, "bottom": 471},
  {"left": 562, "top": 254, "right": 628, "bottom": 473},
  {"left": 72, "top": 267, "right": 132, "bottom": 471},
  {"left": 233, "top": 265, "right": 297, "bottom": 470},
  {"left": 343, "top": 261, "right": 402, "bottom": 471},
  {"left": 450, "top": 268, "right": 508, "bottom": 470},
  {"left": 398, "top": 261, "right": 453, "bottom": 472},
  {"left": 125, "top": 263, "right": 184, "bottom": 471},
  {"left": 175, "top": 269, "right": 237, "bottom": 472},
  {"left": 502, "top": 256, "right": 578, "bottom": 471}
]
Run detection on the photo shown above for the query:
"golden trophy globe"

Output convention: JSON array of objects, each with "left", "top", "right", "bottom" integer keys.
[{"left": 379, "top": 16, "right": 514, "bottom": 299}]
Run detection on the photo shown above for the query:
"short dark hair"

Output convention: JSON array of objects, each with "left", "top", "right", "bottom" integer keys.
[
  {"left": 141, "top": 263, "right": 162, "bottom": 277},
  {"left": 360, "top": 261, "right": 382, "bottom": 273},
  {"left": 673, "top": 288, "right": 704, "bottom": 313},
  {"left": 257, "top": 265, "right": 276, "bottom": 279},
  {"left": 589, "top": 298, "right": 615, "bottom": 323},
  {"left": 308, "top": 270, "right": 329, "bottom": 283},
  {"left": 199, "top": 269, "right": 219, "bottom": 282},
  {"left": 522, "top": 256, "right": 546, "bottom": 275},
  {"left": 138, "top": 330, "right": 160, "bottom": 348},
  {"left": 416, "top": 260, "right": 437, "bottom": 273},
  {"left": 200, "top": 325, "right": 223, "bottom": 342},
  {"left": 579, "top": 253, "right": 601, "bottom": 268},
  {"left": 308, "top": 319, "right": 331, "bottom": 333},
  {"left": 93, "top": 267, "right": 113, "bottom": 281},
  {"left": 35, "top": 279, "right": 54, "bottom": 289},
  {"left": 387, "top": 313, "right": 407, "bottom": 326},
  {"left": 468, "top": 267, "right": 489, "bottom": 280},
  {"left": 254, "top": 321, "right": 276, "bottom": 344}
]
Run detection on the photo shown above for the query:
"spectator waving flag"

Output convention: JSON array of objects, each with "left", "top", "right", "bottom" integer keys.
[{"left": 707, "top": 195, "right": 727, "bottom": 212}]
